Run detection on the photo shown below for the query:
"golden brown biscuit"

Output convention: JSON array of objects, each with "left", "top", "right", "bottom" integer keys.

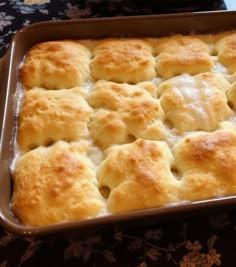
[
  {"left": 159, "top": 73, "right": 232, "bottom": 132},
  {"left": 11, "top": 141, "right": 106, "bottom": 227},
  {"left": 155, "top": 35, "right": 214, "bottom": 79},
  {"left": 88, "top": 80, "right": 159, "bottom": 108},
  {"left": 98, "top": 139, "right": 179, "bottom": 213},
  {"left": 173, "top": 130, "right": 236, "bottom": 201},
  {"left": 90, "top": 39, "right": 156, "bottom": 83},
  {"left": 88, "top": 81, "right": 166, "bottom": 148},
  {"left": 136, "top": 81, "right": 159, "bottom": 97},
  {"left": 88, "top": 80, "right": 137, "bottom": 110},
  {"left": 89, "top": 110, "right": 128, "bottom": 148},
  {"left": 17, "top": 87, "right": 93, "bottom": 152},
  {"left": 122, "top": 97, "right": 166, "bottom": 141},
  {"left": 215, "top": 32, "right": 236, "bottom": 74},
  {"left": 21, "top": 41, "right": 92, "bottom": 90}
]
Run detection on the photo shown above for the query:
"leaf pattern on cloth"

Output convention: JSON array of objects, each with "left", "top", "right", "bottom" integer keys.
[
  {"left": 0, "top": 12, "right": 14, "bottom": 31},
  {"left": 0, "top": 223, "right": 224, "bottom": 267},
  {"left": 179, "top": 238, "right": 221, "bottom": 267},
  {"left": 0, "top": 0, "right": 227, "bottom": 57}
]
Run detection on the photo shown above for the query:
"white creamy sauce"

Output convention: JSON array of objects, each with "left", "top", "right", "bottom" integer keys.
[
  {"left": 211, "top": 56, "right": 233, "bottom": 82},
  {"left": 10, "top": 82, "right": 25, "bottom": 176},
  {"left": 88, "top": 145, "right": 105, "bottom": 170},
  {"left": 161, "top": 74, "right": 225, "bottom": 131},
  {"left": 83, "top": 80, "right": 94, "bottom": 94}
]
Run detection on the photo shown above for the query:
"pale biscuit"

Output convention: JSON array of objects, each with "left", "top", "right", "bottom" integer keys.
[
  {"left": 155, "top": 35, "right": 214, "bottom": 79},
  {"left": 21, "top": 40, "right": 92, "bottom": 90},
  {"left": 159, "top": 73, "right": 232, "bottom": 132},
  {"left": 215, "top": 32, "right": 236, "bottom": 74},
  {"left": 173, "top": 130, "right": 236, "bottom": 201},
  {"left": 12, "top": 141, "right": 106, "bottom": 226},
  {"left": 98, "top": 139, "right": 179, "bottom": 213},
  {"left": 90, "top": 39, "right": 156, "bottom": 83},
  {"left": 17, "top": 87, "right": 93, "bottom": 152},
  {"left": 88, "top": 81, "right": 166, "bottom": 148}
]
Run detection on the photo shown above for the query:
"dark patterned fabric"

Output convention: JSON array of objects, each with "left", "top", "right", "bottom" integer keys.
[
  {"left": 0, "top": 0, "right": 226, "bottom": 57},
  {"left": 1, "top": 1, "right": 236, "bottom": 267}
]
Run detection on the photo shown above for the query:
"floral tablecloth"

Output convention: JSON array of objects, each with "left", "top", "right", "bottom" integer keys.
[
  {"left": 1, "top": 1, "right": 236, "bottom": 267},
  {"left": 0, "top": 0, "right": 227, "bottom": 57}
]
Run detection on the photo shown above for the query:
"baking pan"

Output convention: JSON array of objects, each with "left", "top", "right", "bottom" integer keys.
[{"left": 2, "top": 10, "right": 236, "bottom": 237}]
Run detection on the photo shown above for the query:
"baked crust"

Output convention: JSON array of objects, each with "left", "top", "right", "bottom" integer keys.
[
  {"left": 88, "top": 81, "right": 166, "bottom": 148},
  {"left": 173, "top": 130, "right": 236, "bottom": 201},
  {"left": 90, "top": 39, "right": 156, "bottom": 83},
  {"left": 98, "top": 139, "right": 179, "bottom": 213},
  {"left": 17, "top": 87, "right": 93, "bottom": 152},
  {"left": 154, "top": 35, "right": 214, "bottom": 79},
  {"left": 215, "top": 32, "right": 236, "bottom": 74},
  {"left": 12, "top": 141, "right": 106, "bottom": 226},
  {"left": 21, "top": 41, "right": 92, "bottom": 90}
]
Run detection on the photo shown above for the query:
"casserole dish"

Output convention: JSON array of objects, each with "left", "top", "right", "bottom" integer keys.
[{"left": 2, "top": 10, "right": 236, "bottom": 237}]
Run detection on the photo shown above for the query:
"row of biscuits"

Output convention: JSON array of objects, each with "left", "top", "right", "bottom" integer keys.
[
  {"left": 17, "top": 75, "right": 236, "bottom": 151},
  {"left": 12, "top": 128, "right": 236, "bottom": 227},
  {"left": 10, "top": 32, "right": 236, "bottom": 227},
  {"left": 20, "top": 31, "right": 236, "bottom": 90}
]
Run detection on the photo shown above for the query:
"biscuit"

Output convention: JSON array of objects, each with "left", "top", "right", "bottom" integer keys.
[
  {"left": 97, "top": 139, "right": 179, "bottom": 213},
  {"left": 215, "top": 32, "right": 236, "bottom": 74},
  {"left": 173, "top": 130, "right": 236, "bottom": 201},
  {"left": 88, "top": 81, "right": 166, "bottom": 148},
  {"left": 90, "top": 39, "right": 156, "bottom": 83},
  {"left": 17, "top": 87, "right": 93, "bottom": 152},
  {"left": 159, "top": 73, "right": 232, "bottom": 132},
  {"left": 11, "top": 141, "right": 106, "bottom": 226},
  {"left": 21, "top": 41, "right": 92, "bottom": 90},
  {"left": 155, "top": 35, "right": 214, "bottom": 79}
]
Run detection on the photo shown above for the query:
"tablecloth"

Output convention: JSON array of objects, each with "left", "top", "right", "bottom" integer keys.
[
  {"left": 0, "top": 1, "right": 236, "bottom": 266},
  {"left": 0, "top": 0, "right": 227, "bottom": 57}
]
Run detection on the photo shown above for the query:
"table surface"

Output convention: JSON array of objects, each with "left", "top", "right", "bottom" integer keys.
[{"left": 1, "top": 1, "right": 236, "bottom": 267}]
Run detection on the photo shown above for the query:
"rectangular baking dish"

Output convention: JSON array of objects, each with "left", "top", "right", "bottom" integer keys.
[{"left": 2, "top": 10, "right": 236, "bottom": 237}]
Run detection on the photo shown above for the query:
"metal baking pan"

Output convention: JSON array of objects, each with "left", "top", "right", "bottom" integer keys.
[{"left": 1, "top": 10, "right": 236, "bottom": 237}]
